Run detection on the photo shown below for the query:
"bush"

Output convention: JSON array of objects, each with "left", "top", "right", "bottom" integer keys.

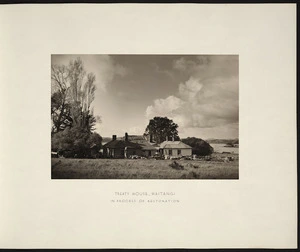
[
  {"left": 169, "top": 161, "right": 184, "bottom": 170},
  {"left": 52, "top": 127, "right": 102, "bottom": 158},
  {"left": 182, "top": 137, "right": 214, "bottom": 156}
]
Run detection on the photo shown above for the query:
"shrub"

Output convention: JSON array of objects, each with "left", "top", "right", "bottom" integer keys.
[
  {"left": 182, "top": 137, "right": 214, "bottom": 156},
  {"left": 169, "top": 161, "right": 184, "bottom": 170},
  {"left": 52, "top": 126, "right": 102, "bottom": 158}
]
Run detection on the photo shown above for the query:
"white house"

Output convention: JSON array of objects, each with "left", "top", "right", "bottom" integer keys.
[{"left": 159, "top": 141, "right": 192, "bottom": 158}]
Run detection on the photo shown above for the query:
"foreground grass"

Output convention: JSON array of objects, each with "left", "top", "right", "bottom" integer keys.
[{"left": 52, "top": 154, "right": 238, "bottom": 179}]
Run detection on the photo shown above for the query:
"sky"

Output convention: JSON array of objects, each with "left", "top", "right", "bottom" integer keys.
[{"left": 51, "top": 55, "right": 239, "bottom": 140}]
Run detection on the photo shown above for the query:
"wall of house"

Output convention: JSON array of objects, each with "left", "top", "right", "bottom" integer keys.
[
  {"left": 163, "top": 148, "right": 192, "bottom": 157},
  {"left": 104, "top": 148, "right": 124, "bottom": 158},
  {"left": 104, "top": 147, "right": 144, "bottom": 158},
  {"left": 126, "top": 148, "right": 143, "bottom": 157},
  {"left": 142, "top": 150, "right": 157, "bottom": 157},
  {"left": 112, "top": 148, "right": 124, "bottom": 158},
  {"left": 105, "top": 148, "right": 193, "bottom": 158}
]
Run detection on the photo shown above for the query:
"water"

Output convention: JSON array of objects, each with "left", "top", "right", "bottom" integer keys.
[{"left": 210, "top": 143, "right": 239, "bottom": 154}]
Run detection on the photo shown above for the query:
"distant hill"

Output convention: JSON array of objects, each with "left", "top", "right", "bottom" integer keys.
[
  {"left": 182, "top": 137, "right": 214, "bottom": 156},
  {"left": 206, "top": 138, "right": 239, "bottom": 144}
]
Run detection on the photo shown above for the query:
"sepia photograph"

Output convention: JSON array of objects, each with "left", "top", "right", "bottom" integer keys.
[{"left": 51, "top": 54, "right": 239, "bottom": 179}]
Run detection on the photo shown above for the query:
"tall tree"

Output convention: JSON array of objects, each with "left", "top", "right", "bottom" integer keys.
[
  {"left": 144, "top": 117, "right": 180, "bottom": 144},
  {"left": 51, "top": 58, "right": 102, "bottom": 157},
  {"left": 80, "top": 72, "right": 97, "bottom": 132},
  {"left": 51, "top": 64, "right": 71, "bottom": 133},
  {"left": 51, "top": 91, "right": 72, "bottom": 133},
  {"left": 51, "top": 57, "right": 98, "bottom": 133}
]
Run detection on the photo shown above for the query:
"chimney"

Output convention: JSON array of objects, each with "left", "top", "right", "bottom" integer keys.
[
  {"left": 172, "top": 136, "right": 174, "bottom": 141},
  {"left": 166, "top": 136, "right": 168, "bottom": 141},
  {"left": 112, "top": 135, "right": 117, "bottom": 141},
  {"left": 125, "top": 132, "right": 128, "bottom": 141}
]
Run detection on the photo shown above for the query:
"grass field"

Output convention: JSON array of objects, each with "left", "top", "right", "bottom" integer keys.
[{"left": 51, "top": 153, "right": 238, "bottom": 179}]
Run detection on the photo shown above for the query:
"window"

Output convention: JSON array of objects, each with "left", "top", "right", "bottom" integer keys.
[
  {"left": 168, "top": 149, "right": 172, "bottom": 155},
  {"left": 178, "top": 149, "right": 181, "bottom": 155}
]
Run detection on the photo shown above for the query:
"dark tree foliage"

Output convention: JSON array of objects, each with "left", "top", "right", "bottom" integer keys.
[
  {"left": 51, "top": 91, "right": 72, "bottom": 132},
  {"left": 182, "top": 137, "right": 214, "bottom": 156},
  {"left": 144, "top": 117, "right": 180, "bottom": 144},
  {"left": 51, "top": 126, "right": 102, "bottom": 158}
]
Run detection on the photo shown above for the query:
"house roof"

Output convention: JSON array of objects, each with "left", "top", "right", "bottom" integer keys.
[
  {"left": 135, "top": 140, "right": 159, "bottom": 151},
  {"left": 105, "top": 135, "right": 192, "bottom": 150},
  {"left": 121, "top": 135, "right": 144, "bottom": 141},
  {"left": 160, "top": 141, "right": 192, "bottom": 149},
  {"left": 103, "top": 140, "right": 142, "bottom": 149},
  {"left": 120, "top": 135, "right": 159, "bottom": 150}
]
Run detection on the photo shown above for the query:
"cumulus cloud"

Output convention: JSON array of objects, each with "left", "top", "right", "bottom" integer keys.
[
  {"left": 178, "top": 77, "right": 204, "bottom": 100},
  {"left": 146, "top": 96, "right": 185, "bottom": 119},
  {"left": 146, "top": 56, "right": 238, "bottom": 130}
]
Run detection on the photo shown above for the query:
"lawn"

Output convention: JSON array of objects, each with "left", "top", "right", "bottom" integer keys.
[{"left": 51, "top": 154, "right": 238, "bottom": 179}]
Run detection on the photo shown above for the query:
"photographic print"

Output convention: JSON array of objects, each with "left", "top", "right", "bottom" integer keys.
[
  {"left": 51, "top": 55, "right": 239, "bottom": 179},
  {"left": 1, "top": 3, "right": 297, "bottom": 249}
]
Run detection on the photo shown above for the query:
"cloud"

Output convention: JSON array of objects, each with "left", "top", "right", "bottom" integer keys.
[
  {"left": 173, "top": 55, "right": 238, "bottom": 80},
  {"left": 146, "top": 96, "right": 185, "bottom": 119},
  {"left": 178, "top": 77, "right": 204, "bottom": 100},
  {"left": 146, "top": 56, "right": 238, "bottom": 130},
  {"left": 95, "top": 55, "right": 127, "bottom": 92},
  {"left": 51, "top": 55, "right": 127, "bottom": 93},
  {"left": 173, "top": 56, "right": 210, "bottom": 72}
]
